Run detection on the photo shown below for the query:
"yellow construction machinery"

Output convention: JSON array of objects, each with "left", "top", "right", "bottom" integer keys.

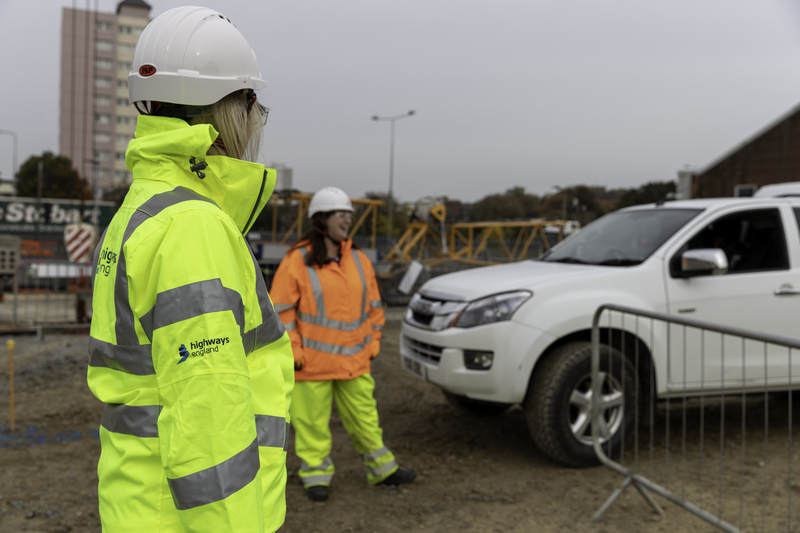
[{"left": 384, "top": 197, "right": 567, "bottom": 263}]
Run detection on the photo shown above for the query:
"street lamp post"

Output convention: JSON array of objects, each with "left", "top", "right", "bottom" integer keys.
[
  {"left": 371, "top": 110, "right": 415, "bottom": 241},
  {"left": 0, "top": 129, "right": 19, "bottom": 195}
]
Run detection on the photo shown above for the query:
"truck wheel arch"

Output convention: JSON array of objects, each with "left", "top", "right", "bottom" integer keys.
[{"left": 524, "top": 328, "right": 656, "bottom": 409}]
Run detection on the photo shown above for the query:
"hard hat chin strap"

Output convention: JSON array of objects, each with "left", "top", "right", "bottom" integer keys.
[{"left": 135, "top": 101, "right": 206, "bottom": 122}]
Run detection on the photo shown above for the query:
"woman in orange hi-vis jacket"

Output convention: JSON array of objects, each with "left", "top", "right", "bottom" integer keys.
[{"left": 270, "top": 186, "right": 416, "bottom": 502}]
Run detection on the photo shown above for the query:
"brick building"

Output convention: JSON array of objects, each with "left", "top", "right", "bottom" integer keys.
[{"left": 688, "top": 103, "right": 800, "bottom": 198}]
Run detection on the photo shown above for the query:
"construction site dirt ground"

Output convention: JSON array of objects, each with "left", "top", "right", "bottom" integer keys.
[{"left": 2, "top": 320, "right": 800, "bottom": 533}]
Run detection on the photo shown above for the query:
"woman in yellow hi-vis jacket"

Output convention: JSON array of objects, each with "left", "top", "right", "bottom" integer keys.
[
  {"left": 87, "top": 7, "right": 294, "bottom": 532},
  {"left": 270, "top": 187, "right": 416, "bottom": 502}
]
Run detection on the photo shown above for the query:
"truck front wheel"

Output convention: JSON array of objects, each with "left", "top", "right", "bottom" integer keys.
[{"left": 525, "top": 341, "right": 637, "bottom": 468}]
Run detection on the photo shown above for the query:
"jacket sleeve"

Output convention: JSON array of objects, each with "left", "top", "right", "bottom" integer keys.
[
  {"left": 269, "top": 250, "right": 306, "bottom": 367},
  {"left": 361, "top": 251, "right": 385, "bottom": 358},
  {"left": 141, "top": 212, "right": 264, "bottom": 532}
]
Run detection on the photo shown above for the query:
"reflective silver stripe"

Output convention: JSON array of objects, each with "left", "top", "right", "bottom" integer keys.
[
  {"left": 139, "top": 279, "right": 245, "bottom": 342},
  {"left": 368, "top": 458, "right": 398, "bottom": 478},
  {"left": 300, "top": 456, "right": 332, "bottom": 472},
  {"left": 242, "top": 313, "right": 286, "bottom": 355},
  {"left": 284, "top": 321, "right": 297, "bottom": 332},
  {"left": 106, "top": 187, "right": 218, "bottom": 372},
  {"left": 301, "top": 474, "right": 333, "bottom": 486},
  {"left": 351, "top": 249, "right": 368, "bottom": 317},
  {"left": 255, "top": 414, "right": 286, "bottom": 448},
  {"left": 89, "top": 337, "right": 155, "bottom": 375},
  {"left": 248, "top": 246, "right": 277, "bottom": 326},
  {"left": 372, "top": 324, "right": 383, "bottom": 331},
  {"left": 299, "top": 248, "right": 370, "bottom": 331},
  {"left": 284, "top": 422, "right": 290, "bottom": 452},
  {"left": 239, "top": 245, "right": 285, "bottom": 354},
  {"left": 362, "top": 446, "right": 390, "bottom": 463},
  {"left": 305, "top": 264, "right": 326, "bottom": 317},
  {"left": 370, "top": 300, "right": 382, "bottom": 309},
  {"left": 168, "top": 438, "right": 259, "bottom": 511},
  {"left": 303, "top": 335, "right": 372, "bottom": 357},
  {"left": 116, "top": 187, "right": 218, "bottom": 347},
  {"left": 298, "top": 311, "right": 367, "bottom": 332},
  {"left": 101, "top": 404, "right": 160, "bottom": 438},
  {"left": 273, "top": 303, "right": 296, "bottom": 313}
]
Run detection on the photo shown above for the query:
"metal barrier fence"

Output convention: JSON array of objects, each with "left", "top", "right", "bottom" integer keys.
[
  {"left": 12, "top": 260, "right": 93, "bottom": 331},
  {"left": 590, "top": 304, "right": 800, "bottom": 533}
]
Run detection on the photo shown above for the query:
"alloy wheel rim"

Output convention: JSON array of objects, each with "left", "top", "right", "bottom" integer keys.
[{"left": 568, "top": 371, "right": 625, "bottom": 446}]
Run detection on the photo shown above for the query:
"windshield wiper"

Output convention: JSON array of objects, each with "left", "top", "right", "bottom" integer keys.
[
  {"left": 547, "top": 257, "right": 590, "bottom": 264},
  {"left": 595, "top": 258, "right": 642, "bottom": 266}
]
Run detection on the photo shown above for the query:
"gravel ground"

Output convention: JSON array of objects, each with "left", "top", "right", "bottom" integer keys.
[{"left": 1, "top": 323, "right": 798, "bottom": 532}]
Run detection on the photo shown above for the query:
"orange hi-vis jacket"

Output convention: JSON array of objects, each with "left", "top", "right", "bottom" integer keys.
[{"left": 270, "top": 239, "right": 385, "bottom": 381}]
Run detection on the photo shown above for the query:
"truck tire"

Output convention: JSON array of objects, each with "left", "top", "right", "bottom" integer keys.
[
  {"left": 442, "top": 390, "right": 511, "bottom": 416},
  {"left": 525, "top": 341, "right": 637, "bottom": 468}
]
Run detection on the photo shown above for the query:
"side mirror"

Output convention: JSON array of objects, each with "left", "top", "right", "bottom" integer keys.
[{"left": 681, "top": 248, "right": 728, "bottom": 276}]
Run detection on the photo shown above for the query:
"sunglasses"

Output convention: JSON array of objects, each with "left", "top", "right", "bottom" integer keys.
[{"left": 245, "top": 89, "right": 269, "bottom": 126}]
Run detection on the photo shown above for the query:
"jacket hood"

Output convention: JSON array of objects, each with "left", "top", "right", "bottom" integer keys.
[{"left": 126, "top": 116, "right": 275, "bottom": 234}]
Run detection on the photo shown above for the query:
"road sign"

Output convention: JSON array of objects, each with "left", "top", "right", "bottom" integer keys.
[{"left": 64, "top": 223, "right": 97, "bottom": 263}]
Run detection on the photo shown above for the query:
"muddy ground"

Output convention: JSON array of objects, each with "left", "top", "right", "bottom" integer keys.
[{"left": 1, "top": 319, "right": 799, "bottom": 532}]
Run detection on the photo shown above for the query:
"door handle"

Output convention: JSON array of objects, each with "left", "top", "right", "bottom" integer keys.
[{"left": 774, "top": 285, "right": 800, "bottom": 296}]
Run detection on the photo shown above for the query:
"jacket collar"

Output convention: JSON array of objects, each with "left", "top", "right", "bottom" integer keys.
[{"left": 126, "top": 115, "right": 274, "bottom": 234}]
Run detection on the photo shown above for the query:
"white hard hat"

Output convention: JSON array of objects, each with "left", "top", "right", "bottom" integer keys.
[
  {"left": 308, "top": 187, "right": 354, "bottom": 218},
  {"left": 128, "top": 6, "right": 266, "bottom": 106}
]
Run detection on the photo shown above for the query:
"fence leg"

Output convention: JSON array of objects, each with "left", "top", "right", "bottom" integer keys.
[
  {"left": 36, "top": 326, "right": 44, "bottom": 342},
  {"left": 591, "top": 475, "right": 664, "bottom": 522},
  {"left": 592, "top": 476, "right": 633, "bottom": 521},
  {"left": 632, "top": 479, "right": 664, "bottom": 515}
]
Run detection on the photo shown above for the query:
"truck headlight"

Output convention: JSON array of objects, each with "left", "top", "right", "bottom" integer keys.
[{"left": 453, "top": 291, "right": 531, "bottom": 328}]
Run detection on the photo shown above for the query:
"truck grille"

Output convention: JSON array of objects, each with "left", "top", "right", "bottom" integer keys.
[
  {"left": 411, "top": 310, "right": 433, "bottom": 326},
  {"left": 404, "top": 336, "right": 443, "bottom": 364}
]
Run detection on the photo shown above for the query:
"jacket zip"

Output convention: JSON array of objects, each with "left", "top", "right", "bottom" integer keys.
[{"left": 243, "top": 170, "right": 267, "bottom": 233}]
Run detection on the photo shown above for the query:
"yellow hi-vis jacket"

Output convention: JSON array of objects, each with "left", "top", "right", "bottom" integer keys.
[
  {"left": 269, "top": 240, "right": 385, "bottom": 381},
  {"left": 87, "top": 116, "right": 294, "bottom": 533}
]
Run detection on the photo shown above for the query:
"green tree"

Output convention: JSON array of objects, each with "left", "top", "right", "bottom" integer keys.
[
  {"left": 104, "top": 182, "right": 131, "bottom": 208},
  {"left": 615, "top": 181, "right": 676, "bottom": 210},
  {"left": 358, "top": 191, "right": 408, "bottom": 238},
  {"left": 540, "top": 185, "right": 604, "bottom": 223},
  {"left": 469, "top": 186, "right": 540, "bottom": 222},
  {"left": 16, "top": 151, "right": 92, "bottom": 200}
]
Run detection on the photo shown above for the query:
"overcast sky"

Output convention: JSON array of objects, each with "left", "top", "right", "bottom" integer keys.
[{"left": 2, "top": 0, "right": 800, "bottom": 203}]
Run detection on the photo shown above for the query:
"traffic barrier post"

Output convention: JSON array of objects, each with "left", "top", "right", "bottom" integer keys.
[
  {"left": 7, "top": 339, "right": 14, "bottom": 432},
  {"left": 12, "top": 259, "right": 93, "bottom": 331},
  {"left": 591, "top": 304, "right": 800, "bottom": 533}
]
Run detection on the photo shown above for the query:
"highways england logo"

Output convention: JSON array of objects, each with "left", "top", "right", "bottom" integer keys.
[{"left": 177, "top": 337, "right": 230, "bottom": 364}]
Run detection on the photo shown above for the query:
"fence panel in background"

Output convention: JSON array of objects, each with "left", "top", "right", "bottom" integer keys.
[
  {"left": 12, "top": 260, "right": 93, "bottom": 330},
  {"left": 590, "top": 304, "right": 800, "bottom": 533},
  {"left": 373, "top": 259, "right": 496, "bottom": 308}
]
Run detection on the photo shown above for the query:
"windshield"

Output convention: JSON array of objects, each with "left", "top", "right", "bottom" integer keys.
[{"left": 541, "top": 208, "right": 702, "bottom": 266}]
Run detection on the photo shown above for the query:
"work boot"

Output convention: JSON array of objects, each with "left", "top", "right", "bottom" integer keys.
[
  {"left": 306, "top": 485, "right": 329, "bottom": 502},
  {"left": 377, "top": 468, "right": 417, "bottom": 486}
]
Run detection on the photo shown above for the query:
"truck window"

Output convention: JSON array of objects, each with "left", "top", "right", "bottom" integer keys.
[
  {"left": 541, "top": 208, "right": 701, "bottom": 266},
  {"left": 670, "top": 208, "right": 788, "bottom": 276}
]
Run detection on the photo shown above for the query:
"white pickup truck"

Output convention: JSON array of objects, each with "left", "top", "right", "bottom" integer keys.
[{"left": 400, "top": 183, "right": 800, "bottom": 467}]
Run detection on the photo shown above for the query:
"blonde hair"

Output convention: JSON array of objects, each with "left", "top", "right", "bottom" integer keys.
[{"left": 191, "top": 91, "right": 265, "bottom": 162}]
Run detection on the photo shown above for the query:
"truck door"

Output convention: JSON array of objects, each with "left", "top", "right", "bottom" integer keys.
[{"left": 663, "top": 206, "right": 800, "bottom": 392}]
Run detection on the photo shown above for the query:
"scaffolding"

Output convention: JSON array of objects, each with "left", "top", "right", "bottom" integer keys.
[
  {"left": 267, "top": 192, "right": 386, "bottom": 248},
  {"left": 384, "top": 201, "right": 566, "bottom": 263}
]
